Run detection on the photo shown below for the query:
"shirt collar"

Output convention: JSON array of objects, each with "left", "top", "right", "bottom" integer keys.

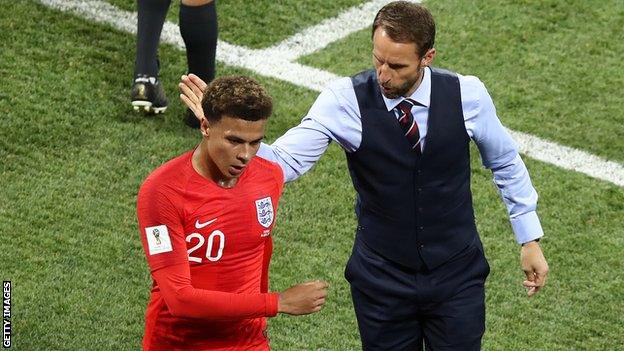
[{"left": 382, "top": 66, "right": 431, "bottom": 111}]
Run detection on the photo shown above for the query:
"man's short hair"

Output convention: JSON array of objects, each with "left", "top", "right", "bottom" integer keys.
[
  {"left": 202, "top": 76, "right": 273, "bottom": 123},
  {"left": 372, "top": 1, "right": 436, "bottom": 57}
]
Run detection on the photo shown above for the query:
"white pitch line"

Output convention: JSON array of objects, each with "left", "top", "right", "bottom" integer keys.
[
  {"left": 214, "top": 41, "right": 340, "bottom": 92},
  {"left": 509, "top": 130, "right": 624, "bottom": 187},
  {"left": 261, "top": 0, "right": 421, "bottom": 61},
  {"left": 161, "top": 18, "right": 341, "bottom": 91},
  {"left": 37, "top": 0, "right": 624, "bottom": 188},
  {"left": 38, "top": 0, "right": 138, "bottom": 34}
]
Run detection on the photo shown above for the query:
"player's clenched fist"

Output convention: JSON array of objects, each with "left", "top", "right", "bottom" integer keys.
[{"left": 277, "top": 280, "right": 329, "bottom": 315}]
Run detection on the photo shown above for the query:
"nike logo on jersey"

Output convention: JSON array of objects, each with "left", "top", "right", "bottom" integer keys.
[{"left": 195, "top": 218, "right": 218, "bottom": 229}]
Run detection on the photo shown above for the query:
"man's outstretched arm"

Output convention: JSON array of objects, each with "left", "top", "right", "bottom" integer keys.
[{"left": 180, "top": 73, "right": 353, "bottom": 182}]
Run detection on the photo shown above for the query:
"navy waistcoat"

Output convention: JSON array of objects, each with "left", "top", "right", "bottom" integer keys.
[{"left": 347, "top": 68, "right": 478, "bottom": 270}]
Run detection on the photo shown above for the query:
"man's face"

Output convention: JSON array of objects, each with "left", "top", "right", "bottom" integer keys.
[
  {"left": 201, "top": 115, "right": 266, "bottom": 186},
  {"left": 372, "top": 27, "right": 434, "bottom": 99}
]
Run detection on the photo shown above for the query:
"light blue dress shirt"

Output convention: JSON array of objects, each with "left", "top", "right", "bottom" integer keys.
[{"left": 258, "top": 67, "right": 543, "bottom": 244}]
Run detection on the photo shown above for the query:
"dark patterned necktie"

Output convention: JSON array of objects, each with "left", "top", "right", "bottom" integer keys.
[{"left": 395, "top": 98, "right": 422, "bottom": 154}]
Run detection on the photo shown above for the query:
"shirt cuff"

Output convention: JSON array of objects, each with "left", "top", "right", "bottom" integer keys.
[
  {"left": 265, "top": 292, "right": 279, "bottom": 317},
  {"left": 510, "top": 211, "right": 544, "bottom": 244}
]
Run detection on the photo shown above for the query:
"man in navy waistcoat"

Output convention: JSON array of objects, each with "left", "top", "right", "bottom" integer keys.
[{"left": 180, "top": 2, "right": 549, "bottom": 349}]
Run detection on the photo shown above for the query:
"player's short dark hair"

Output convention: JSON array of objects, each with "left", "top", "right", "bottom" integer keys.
[
  {"left": 372, "top": 1, "right": 436, "bottom": 57},
  {"left": 202, "top": 76, "right": 273, "bottom": 123}
]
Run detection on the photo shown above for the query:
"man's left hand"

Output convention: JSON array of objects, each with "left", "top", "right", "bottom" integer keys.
[{"left": 520, "top": 240, "right": 549, "bottom": 297}]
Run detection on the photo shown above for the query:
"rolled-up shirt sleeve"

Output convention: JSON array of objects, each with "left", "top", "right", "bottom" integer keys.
[{"left": 462, "top": 75, "right": 544, "bottom": 244}]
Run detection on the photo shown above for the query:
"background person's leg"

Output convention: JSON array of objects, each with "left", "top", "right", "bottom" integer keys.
[
  {"left": 135, "top": 0, "right": 171, "bottom": 78},
  {"left": 179, "top": 0, "right": 217, "bottom": 128},
  {"left": 132, "top": 0, "right": 171, "bottom": 114},
  {"left": 180, "top": 0, "right": 217, "bottom": 84}
]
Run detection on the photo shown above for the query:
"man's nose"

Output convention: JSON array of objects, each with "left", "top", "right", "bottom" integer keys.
[{"left": 377, "top": 64, "right": 390, "bottom": 85}]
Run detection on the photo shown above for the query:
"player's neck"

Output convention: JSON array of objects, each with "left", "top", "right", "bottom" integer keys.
[{"left": 192, "top": 146, "right": 239, "bottom": 188}]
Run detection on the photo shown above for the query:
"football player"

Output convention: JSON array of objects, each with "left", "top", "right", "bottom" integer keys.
[{"left": 137, "top": 75, "right": 328, "bottom": 350}]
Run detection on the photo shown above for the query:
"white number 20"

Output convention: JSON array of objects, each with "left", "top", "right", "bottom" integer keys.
[{"left": 186, "top": 230, "right": 225, "bottom": 263}]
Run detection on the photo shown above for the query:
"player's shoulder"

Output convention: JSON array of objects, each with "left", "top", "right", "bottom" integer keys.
[{"left": 139, "top": 150, "right": 194, "bottom": 194}]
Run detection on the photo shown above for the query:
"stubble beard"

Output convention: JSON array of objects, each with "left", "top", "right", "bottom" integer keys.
[{"left": 380, "top": 66, "right": 423, "bottom": 99}]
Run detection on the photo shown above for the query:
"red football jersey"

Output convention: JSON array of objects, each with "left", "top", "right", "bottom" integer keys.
[{"left": 137, "top": 150, "right": 284, "bottom": 351}]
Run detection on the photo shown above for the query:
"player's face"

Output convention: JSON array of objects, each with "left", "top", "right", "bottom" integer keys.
[
  {"left": 201, "top": 115, "right": 266, "bottom": 187},
  {"left": 372, "top": 28, "right": 435, "bottom": 99}
]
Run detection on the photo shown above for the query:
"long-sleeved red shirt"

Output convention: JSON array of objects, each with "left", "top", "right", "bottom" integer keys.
[{"left": 137, "top": 150, "right": 283, "bottom": 350}]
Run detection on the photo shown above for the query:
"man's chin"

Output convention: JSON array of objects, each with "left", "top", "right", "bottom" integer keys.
[
  {"left": 381, "top": 90, "right": 400, "bottom": 99},
  {"left": 381, "top": 86, "right": 408, "bottom": 99}
]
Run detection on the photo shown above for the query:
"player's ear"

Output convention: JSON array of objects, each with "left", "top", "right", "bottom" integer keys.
[{"left": 200, "top": 118, "right": 210, "bottom": 137}]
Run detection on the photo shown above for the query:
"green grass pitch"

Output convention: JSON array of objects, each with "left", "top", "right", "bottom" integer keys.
[{"left": 0, "top": 1, "right": 623, "bottom": 350}]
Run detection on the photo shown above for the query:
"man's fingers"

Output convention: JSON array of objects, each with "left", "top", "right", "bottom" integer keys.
[
  {"left": 178, "top": 83, "right": 201, "bottom": 105},
  {"left": 191, "top": 82, "right": 203, "bottom": 100},
  {"left": 180, "top": 75, "right": 204, "bottom": 102},
  {"left": 179, "top": 94, "right": 192, "bottom": 108},
  {"left": 188, "top": 73, "right": 208, "bottom": 91},
  {"left": 304, "top": 280, "right": 329, "bottom": 289},
  {"left": 533, "top": 275, "right": 545, "bottom": 287},
  {"left": 178, "top": 82, "right": 193, "bottom": 98},
  {"left": 179, "top": 94, "right": 204, "bottom": 119},
  {"left": 524, "top": 273, "right": 546, "bottom": 297},
  {"left": 523, "top": 271, "right": 547, "bottom": 288},
  {"left": 528, "top": 284, "right": 543, "bottom": 297},
  {"left": 179, "top": 94, "right": 196, "bottom": 111},
  {"left": 535, "top": 270, "right": 548, "bottom": 286},
  {"left": 523, "top": 280, "right": 538, "bottom": 288}
]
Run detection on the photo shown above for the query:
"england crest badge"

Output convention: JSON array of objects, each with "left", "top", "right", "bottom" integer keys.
[{"left": 255, "top": 196, "right": 274, "bottom": 228}]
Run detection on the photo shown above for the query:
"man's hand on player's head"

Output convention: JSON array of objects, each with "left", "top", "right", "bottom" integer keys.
[
  {"left": 179, "top": 74, "right": 208, "bottom": 121},
  {"left": 278, "top": 280, "right": 329, "bottom": 315}
]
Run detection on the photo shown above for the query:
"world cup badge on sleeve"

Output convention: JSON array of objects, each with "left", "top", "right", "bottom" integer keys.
[
  {"left": 145, "top": 224, "right": 172, "bottom": 255},
  {"left": 255, "top": 197, "right": 274, "bottom": 228}
]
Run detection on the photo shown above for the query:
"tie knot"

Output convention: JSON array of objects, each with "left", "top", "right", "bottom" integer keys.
[
  {"left": 396, "top": 98, "right": 417, "bottom": 115},
  {"left": 401, "top": 98, "right": 417, "bottom": 107}
]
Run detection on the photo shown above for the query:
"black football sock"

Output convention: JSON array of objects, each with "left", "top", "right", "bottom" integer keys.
[
  {"left": 179, "top": 1, "right": 218, "bottom": 83},
  {"left": 134, "top": 0, "right": 172, "bottom": 78}
]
